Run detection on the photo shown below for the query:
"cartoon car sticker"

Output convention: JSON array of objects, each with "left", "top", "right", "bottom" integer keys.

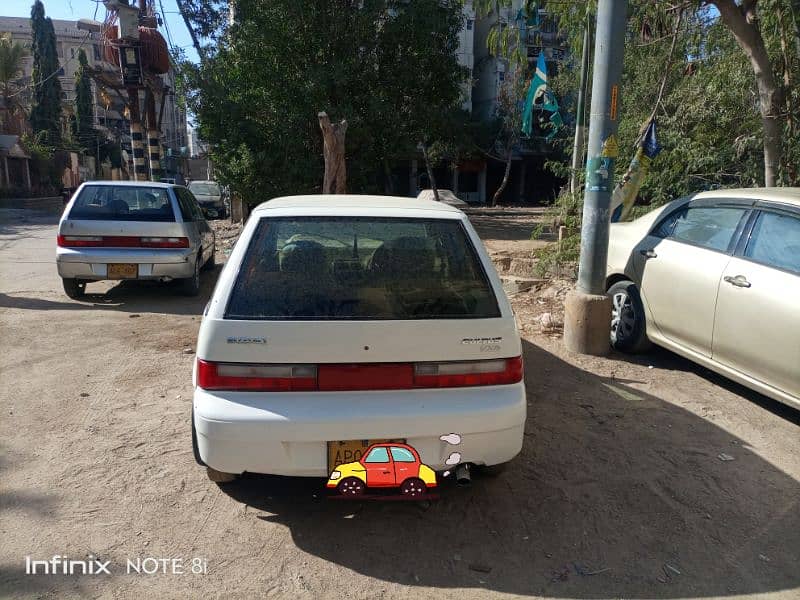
[{"left": 326, "top": 442, "right": 437, "bottom": 499}]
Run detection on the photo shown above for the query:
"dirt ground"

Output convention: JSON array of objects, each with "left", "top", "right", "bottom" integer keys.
[{"left": 1, "top": 206, "right": 798, "bottom": 599}]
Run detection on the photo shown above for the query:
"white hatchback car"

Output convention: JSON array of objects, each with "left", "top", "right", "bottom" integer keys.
[
  {"left": 606, "top": 188, "right": 800, "bottom": 410},
  {"left": 192, "top": 195, "right": 526, "bottom": 483}
]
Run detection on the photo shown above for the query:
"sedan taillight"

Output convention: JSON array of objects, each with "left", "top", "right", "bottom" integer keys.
[
  {"left": 197, "top": 361, "right": 318, "bottom": 392},
  {"left": 58, "top": 235, "right": 189, "bottom": 248},
  {"left": 196, "top": 357, "right": 523, "bottom": 392}
]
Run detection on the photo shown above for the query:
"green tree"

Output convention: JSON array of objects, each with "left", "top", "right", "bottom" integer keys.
[
  {"left": 0, "top": 33, "right": 27, "bottom": 133},
  {"left": 183, "top": 0, "right": 468, "bottom": 201},
  {"left": 547, "top": 0, "right": 797, "bottom": 188},
  {"left": 73, "top": 48, "right": 96, "bottom": 154},
  {"left": 29, "top": 0, "right": 62, "bottom": 146}
]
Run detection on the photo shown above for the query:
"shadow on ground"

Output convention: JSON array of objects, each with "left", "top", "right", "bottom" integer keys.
[
  {"left": 216, "top": 339, "right": 800, "bottom": 598},
  {"left": 469, "top": 214, "right": 548, "bottom": 242},
  {"left": 0, "top": 264, "right": 220, "bottom": 316}
]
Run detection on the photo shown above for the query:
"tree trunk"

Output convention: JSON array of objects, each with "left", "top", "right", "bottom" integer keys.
[
  {"left": 318, "top": 111, "right": 347, "bottom": 194},
  {"left": 492, "top": 139, "right": 513, "bottom": 206},
  {"left": 713, "top": 0, "right": 783, "bottom": 186},
  {"left": 419, "top": 142, "right": 440, "bottom": 202}
]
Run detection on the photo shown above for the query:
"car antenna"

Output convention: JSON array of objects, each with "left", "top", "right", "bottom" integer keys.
[{"left": 352, "top": 231, "right": 359, "bottom": 260}]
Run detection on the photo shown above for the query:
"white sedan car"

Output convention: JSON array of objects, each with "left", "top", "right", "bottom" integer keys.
[
  {"left": 192, "top": 195, "right": 525, "bottom": 485},
  {"left": 606, "top": 188, "right": 800, "bottom": 410}
]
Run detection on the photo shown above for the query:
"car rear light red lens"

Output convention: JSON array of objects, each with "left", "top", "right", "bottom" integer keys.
[
  {"left": 57, "top": 235, "right": 105, "bottom": 247},
  {"left": 318, "top": 364, "right": 414, "bottom": 391},
  {"left": 57, "top": 235, "right": 189, "bottom": 248},
  {"left": 197, "top": 359, "right": 317, "bottom": 391},
  {"left": 197, "top": 357, "right": 523, "bottom": 392},
  {"left": 140, "top": 237, "right": 190, "bottom": 248},
  {"left": 413, "top": 356, "right": 523, "bottom": 388}
]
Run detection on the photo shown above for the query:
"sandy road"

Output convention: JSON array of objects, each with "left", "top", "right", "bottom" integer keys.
[{"left": 0, "top": 207, "right": 798, "bottom": 599}]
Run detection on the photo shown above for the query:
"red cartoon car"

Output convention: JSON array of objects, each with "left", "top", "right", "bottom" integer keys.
[{"left": 326, "top": 442, "right": 437, "bottom": 498}]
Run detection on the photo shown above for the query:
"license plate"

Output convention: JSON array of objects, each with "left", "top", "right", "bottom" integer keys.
[
  {"left": 107, "top": 263, "right": 138, "bottom": 279},
  {"left": 327, "top": 438, "right": 405, "bottom": 473}
]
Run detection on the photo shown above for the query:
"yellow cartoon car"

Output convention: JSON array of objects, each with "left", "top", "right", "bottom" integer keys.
[{"left": 327, "top": 442, "right": 437, "bottom": 498}]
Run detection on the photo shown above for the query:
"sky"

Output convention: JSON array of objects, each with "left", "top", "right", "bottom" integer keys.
[{"left": 3, "top": 0, "right": 200, "bottom": 63}]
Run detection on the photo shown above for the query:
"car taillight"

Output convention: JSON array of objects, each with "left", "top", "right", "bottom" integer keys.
[
  {"left": 57, "top": 235, "right": 189, "bottom": 248},
  {"left": 140, "top": 237, "right": 190, "bottom": 248},
  {"left": 413, "top": 357, "right": 523, "bottom": 388},
  {"left": 197, "top": 360, "right": 317, "bottom": 391},
  {"left": 57, "top": 235, "right": 105, "bottom": 247},
  {"left": 196, "top": 357, "right": 523, "bottom": 392}
]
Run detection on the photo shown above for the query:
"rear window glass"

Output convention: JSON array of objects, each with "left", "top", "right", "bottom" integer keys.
[
  {"left": 188, "top": 182, "right": 221, "bottom": 196},
  {"left": 68, "top": 186, "right": 176, "bottom": 222},
  {"left": 225, "top": 217, "right": 501, "bottom": 320}
]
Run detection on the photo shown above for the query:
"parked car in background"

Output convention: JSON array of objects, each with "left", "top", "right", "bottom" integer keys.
[
  {"left": 57, "top": 181, "right": 215, "bottom": 298},
  {"left": 192, "top": 195, "right": 525, "bottom": 483},
  {"left": 606, "top": 188, "right": 800, "bottom": 410},
  {"left": 188, "top": 180, "right": 227, "bottom": 219}
]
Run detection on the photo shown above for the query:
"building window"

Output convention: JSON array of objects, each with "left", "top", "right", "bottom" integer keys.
[
  {"left": 466, "top": 19, "right": 474, "bottom": 31},
  {"left": 70, "top": 47, "right": 76, "bottom": 59},
  {"left": 93, "top": 44, "right": 101, "bottom": 61},
  {"left": 498, "top": 71, "right": 505, "bottom": 82}
]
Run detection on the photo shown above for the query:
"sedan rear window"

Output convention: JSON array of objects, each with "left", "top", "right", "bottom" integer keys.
[
  {"left": 188, "top": 182, "right": 221, "bottom": 196},
  {"left": 68, "top": 186, "right": 176, "bottom": 222},
  {"left": 225, "top": 217, "right": 501, "bottom": 320}
]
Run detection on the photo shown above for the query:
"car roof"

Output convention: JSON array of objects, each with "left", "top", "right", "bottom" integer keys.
[
  {"left": 693, "top": 187, "right": 800, "bottom": 207},
  {"left": 81, "top": 180, "right": 178, "bottom": 189},
  {"left": 252, "top": 194, "right": 464, "bottom": 215}
]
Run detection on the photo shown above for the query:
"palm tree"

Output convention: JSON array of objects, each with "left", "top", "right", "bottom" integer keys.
[{"left": 0, "top": 32, "right": 28, "bottom": 134}]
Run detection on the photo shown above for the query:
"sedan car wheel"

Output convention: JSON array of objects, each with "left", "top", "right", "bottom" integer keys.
[
  {"left": 337, "top": 477, "right": 366, "bottom": 496},
  {"left": 179, "top": 255, "right": 201, "bottom": 296},
  {"left": 607, "top": 280, "right": 651, "bottom": 353},
  {"left": 62, "top": 278, "right": 86, "bottom": 299},
  {"left": 400, "top": 477, "right": 427, "bottom": 498}
]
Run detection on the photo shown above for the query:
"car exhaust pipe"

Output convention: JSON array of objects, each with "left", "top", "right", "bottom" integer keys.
[{"left": 455, "top": 463, "right": 471, "bottom": 486}]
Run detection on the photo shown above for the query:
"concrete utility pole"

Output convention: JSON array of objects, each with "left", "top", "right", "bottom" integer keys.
[
  {"left": 569, "top": 21, "right": 591, "bottom": 196},
  {"left": 564, "top": 0, "right": 627, "bottom": 356}
]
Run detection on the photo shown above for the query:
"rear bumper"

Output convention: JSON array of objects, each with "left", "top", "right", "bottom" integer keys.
[
  {"left": 56, "top": 246, "right": 195, "bottom": 280},
  {"left": 193, "top": 383, "right": 527, "bottom": 476}
]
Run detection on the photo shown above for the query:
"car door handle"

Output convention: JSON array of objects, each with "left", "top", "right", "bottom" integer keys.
[
  {"left": 724, "top": 275, "right": 751, "bottom": 288},
  {"left": 639, "top": 249, "right": 657, "bottom": 259}
]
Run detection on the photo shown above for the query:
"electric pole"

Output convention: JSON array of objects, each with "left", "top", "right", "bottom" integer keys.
[
  {"left": 564, "top": 0, "right": 627, "bottom": 356},
  {"left": 569, "top": 20, "right": 591, "bottom": 196}
]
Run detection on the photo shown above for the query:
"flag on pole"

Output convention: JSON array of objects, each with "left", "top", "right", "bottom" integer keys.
[
  {"left": 610, "top": 120, "right": 662, "bottom": 222},
  {"left": 522, "top": 54, "right": 548, "bottom": 136}
]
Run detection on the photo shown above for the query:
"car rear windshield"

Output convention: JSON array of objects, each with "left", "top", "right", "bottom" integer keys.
[
  {"left": 225, "top": 217, "right": 501, "bottom": 320},
  {"left": 188, "top": 182, "right": 221, "bottom": 196},
  {"left": 68, "top": 186, "right": 176, "bottom": 222}
]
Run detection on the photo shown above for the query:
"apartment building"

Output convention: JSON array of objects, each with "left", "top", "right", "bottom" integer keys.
[{"left": 466, "top": 2, "right": 568, "bottom": 204}]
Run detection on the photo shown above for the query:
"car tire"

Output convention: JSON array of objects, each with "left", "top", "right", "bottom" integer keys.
[
  {"left": 201, "top": 246, "right": 215, "bottom": 271},
  {"left": 337, "top": 477, "right": 366, "bottom": 496},
  {"left": 191, "top": 410, "right": 206, "bottom": 466},
  {"left": 62, "top": 278, "right": 86, "bottom": 299},
  {"left": 607, "top": 280, "right": 651, "bottom": 353},
  {"left": 206, "top": 467, "right": 238, "bottom": 483},
  {"left": 400, "top": 477, "right": 427, "bottom": 498},
  {"left": 475, "top": 462, "right": 510, "bottom": 477},
  {"left": 178, "top": 255, "right": 201, "bottom": 296}
]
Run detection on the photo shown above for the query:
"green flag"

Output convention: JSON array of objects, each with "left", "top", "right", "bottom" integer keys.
[{"left": 522, "top": 54, "right": 548, "bottom": 136}]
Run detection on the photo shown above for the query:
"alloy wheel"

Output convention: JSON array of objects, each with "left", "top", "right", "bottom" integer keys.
[{"left": 611, "top": 291, "right": 636, "bottom": 344}]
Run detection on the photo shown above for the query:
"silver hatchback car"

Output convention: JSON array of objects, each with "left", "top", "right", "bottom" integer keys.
[{"left": 57, "top": 181, "right": 215, "bottom": 298}]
